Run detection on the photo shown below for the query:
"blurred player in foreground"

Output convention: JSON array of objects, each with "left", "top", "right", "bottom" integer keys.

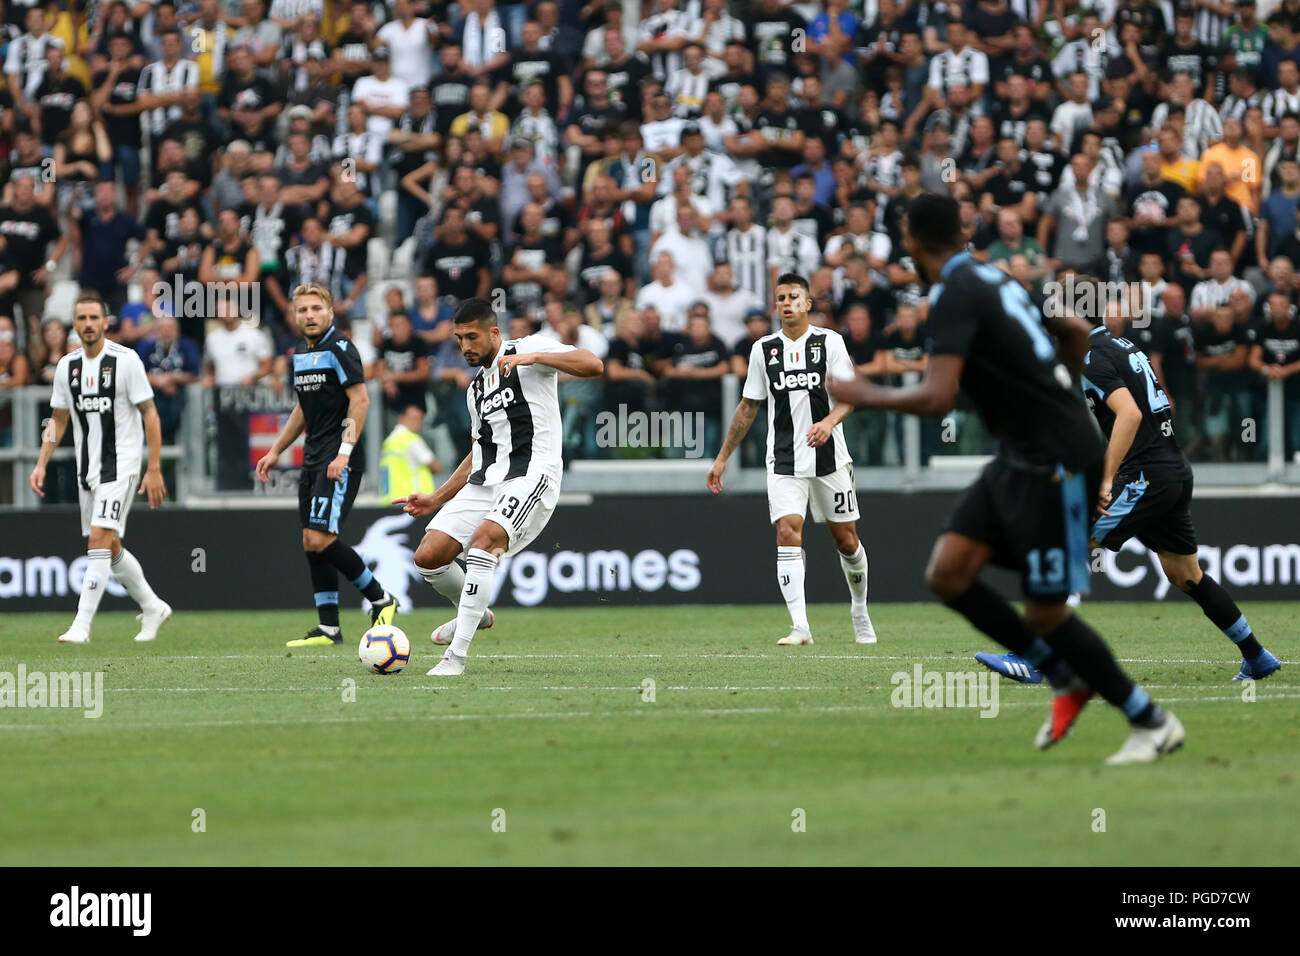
[{"left": 829, "top": 194, "right": 1184, "bottom": 765}]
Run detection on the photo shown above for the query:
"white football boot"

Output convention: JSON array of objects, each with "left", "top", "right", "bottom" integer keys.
[
  {"left": 1105, "top": 712, "right": 1186, "bottom": 766},
  {"left": 428, "top": 650, "right": 467, "bottom": 676},
  {"left": 57, "top": 627, "right": 90, "bottom": 644},
  {"left": 133, "top": 600, "right": 173, "bottom": 642},
  {"left": 851, "top": 606, "right": 877, "bottom": 644},
  {"left": 777, "top": 626, "right": 814, "bottom": 646},
  {"left": 430, "top": 609, "right": 494, "bottom": 645}
]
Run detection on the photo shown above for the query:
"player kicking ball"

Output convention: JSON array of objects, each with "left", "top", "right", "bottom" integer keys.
[
  {"left": 829, "top": 195, "right": 1183, "bottom": 765},
  {"left": 256, "top": 283, "right": 399, "bottom": 646},
  {"left": 30, "top": 293, "right": 171, "bottom": 644},
  {"left": 394, "top": 298, "right": 604, "bottom": 676},
  {"left": 977, "top": 301, "right": 1281, "bottom": 685},
  {"left": 708, "top": 273, "right": 877, "bottom": 646}
]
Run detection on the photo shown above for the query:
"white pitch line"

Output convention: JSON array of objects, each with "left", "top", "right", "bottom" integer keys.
[
  {"left": 96, "top": 681, "right": 1295, "bottom": 694},
  {"left": 1, "top": 692, "right": 1297, "bottom": 733},
  {"left": 10, "top": 652, "right": 1292, "bottom": 664}
]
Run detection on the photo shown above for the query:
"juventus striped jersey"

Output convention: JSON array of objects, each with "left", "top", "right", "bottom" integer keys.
[
  {"left": 137, "top": 57, "right": 201, "bottom": 135},
  {"left": 718, "top": 225, "right": 768, "bottom": 303},
  {"left": 50, "top": 343, "right": 154, "bottom": 491},
  {"left": 468, "top": 335, "right": 575, "bottom": 485},
  {"left": 743, "top": 327, "right": 854, "bottom": 477}
]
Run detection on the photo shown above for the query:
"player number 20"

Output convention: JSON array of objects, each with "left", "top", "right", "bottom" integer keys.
[{"left": 833, "top": 490, "right": 856, "bottom": 514}]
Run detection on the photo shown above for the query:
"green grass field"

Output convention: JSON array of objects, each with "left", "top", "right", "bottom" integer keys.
[{"left": 2, "top": 602, "right": 1297, "bottom": 866}]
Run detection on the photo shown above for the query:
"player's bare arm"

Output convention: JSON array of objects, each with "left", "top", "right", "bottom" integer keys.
[
  {"left": 255, "top": 402, "right": 306, "bottom": 481},
  {"left": 1097, "top": 387, "right": 1142, "bottom": 514},
  {"left": 707, "top": 396, "right": 761, "bottom": 493},
  {"left": 396, "top": 444, "right": 476, "bottom": 517},
  {"left": 808, "top": 399, "right": 854, "bottom": 448},
  {"left": 828, "top": 354, "right": 965, "bottom": 417},
  {"left": 137, "top": 398, "right": 167, "bottom": 508},
  {"left": 327, "top": 383, "right": 370, "bottom": 481},
  {"left": 498, "top": 349, "right": 605, "bottom": 378},
  {"left": 29, "top": 407, "right": 70, "bottom": 498}
]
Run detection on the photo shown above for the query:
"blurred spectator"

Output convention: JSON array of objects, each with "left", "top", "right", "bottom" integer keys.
[
  {"left": 1195, "top": 304, "right": 1253, "bottom": 462},
  {"left": 0, "top": 176, "right": 64, "bottom": 368},
  {"left": 655, "top": 303, "right": 727, "bottom": 456},
  {"left": 635, "top": 251, "right": 695, "bottom": 331},
  {"left": 584, "top": 268, "right": 634, "bottom": 336},
  {"left": 72, "top": 180, "right": 145, "bottom": 318},
  {"left": 203, "top": 310, "right": 273, "bottom": 388},
  {"left": 410, "top": 274, "right": 455, "bottom": 349},
  {"left": 137, "top": 313, "right": 201, "bottom": 442},
  {"left": 351, "top": 46, "right": 411, "bottom": 144},
  {"left": 1249, "top": 291, "right": 1300, "bottom": 460},
  {"left": 542, "top": 303, "right": 608, "bottom": 459},
  {"left": 372, "top": 311, "right": 430, "bottom": 422},
  {"left": 422, "top": 204, "right": 492, "bottom": 302}
]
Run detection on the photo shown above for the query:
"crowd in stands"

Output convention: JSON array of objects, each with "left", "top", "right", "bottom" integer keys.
[{"left": 2, "top": 0, "right": 1300, "bottom": 481}]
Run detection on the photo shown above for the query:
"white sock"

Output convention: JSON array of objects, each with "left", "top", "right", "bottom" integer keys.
[
  {"left": 839, "top": 543, "right": 869, "bottom": 607},
  {"left": 777, "top": 546, "right": 809, "bottom": 631},
  {"left": 73, "top": 549, "right": 112, "bottom": 632},
  {"left": 450, "top": 549, "right": 497, "bottom": 657},
  {"left": 417, "top": 562, "right": 465, "bottom": 606},
  {"left": 111, "top": 547, "right": 160, "bottom": 610}
]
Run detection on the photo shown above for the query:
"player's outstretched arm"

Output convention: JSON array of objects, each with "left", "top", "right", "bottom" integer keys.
[
  {"left": 29, "top": 408, "right": 69, "bottom": 498},
  {"left": 499, "top": 349, "right": 605, "bottom": 378},
  {"left": 136, "top": 399, "right": 167, "bottom": 508},
  {"left": 255, "top": 402, "right": 305, "bottom": 481},
  {"left": 395, "top": 446, "right": 475, "bottom": 517},
  {"left": 828, "top": 355, "right": 964, "bottom": 418},
  {"left": 708, "top": 397, "right": 761, "bottom": 493}
]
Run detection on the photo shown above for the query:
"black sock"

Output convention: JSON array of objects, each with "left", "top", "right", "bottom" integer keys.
[
  {"left": 321, "top": 539, "right": 386, "bottom": 603},
  {"left": 1041, "top": 614, "right": 1162, "bottom": 725},
  {"left": 307, "top": 550, "right": 340, "bottom": 629},
  {"left": 944, "top": 580, "right": 1037, "bottom": 655},
  {"left": 1186, "top": 573, "right": 1264, "bottom": 659}
]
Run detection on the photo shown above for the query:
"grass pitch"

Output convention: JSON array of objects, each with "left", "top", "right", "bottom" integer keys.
[{"left": 2, "top": 602, "right": 1297, "bottom": 866}]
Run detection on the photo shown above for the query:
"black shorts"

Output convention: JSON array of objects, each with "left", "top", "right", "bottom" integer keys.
[
  {"left": 946, "top": 457, "right": 1094, "bottom": 599},
  {"left": 298, "top": 466, "right": 362, "bottom": 534},
  {"left": 1091, "top": 470, "right": 1197, "bottom": 556}
]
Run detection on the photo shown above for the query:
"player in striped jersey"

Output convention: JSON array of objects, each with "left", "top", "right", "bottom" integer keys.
[
  {"left": 707, "top": 273, "right": 878, "bottom": 645},
  {"left": 30, "top": 294, "right": 172, "bottom": 645},
  {"left": 718, "top": 196, "right": 768, "bottom": 304},
  {"left": 396, "top": 298, "right": 605, "bottom": 676}
]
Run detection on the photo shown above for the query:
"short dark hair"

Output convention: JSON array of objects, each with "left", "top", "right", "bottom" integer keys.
[
  {"left": 903, "top": 193, "right": 963, "bottom": 254},
  {"left": 75, "top": 292, "right": 109, "bottom": 317},
  {"left": 453, "top": 297, "right": 497, "bottom": 328},
  {"left": 775, "top": 273, "right": 810, "bottom": 293}
]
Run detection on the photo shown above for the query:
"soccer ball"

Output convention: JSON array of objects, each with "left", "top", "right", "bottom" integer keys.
[{"left": 359, "top": 625, "right": 411, "bottom": 675}]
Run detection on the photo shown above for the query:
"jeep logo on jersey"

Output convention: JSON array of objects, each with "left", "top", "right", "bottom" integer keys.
[
  {"left": 772, "top": 370, "right": 822, "bottom": 391},
  {"left": 480, "top": 386, "right": 517, "bottom": 415},
  {"left": 75, "top": 394, "right": 113, "bottom": 414}
]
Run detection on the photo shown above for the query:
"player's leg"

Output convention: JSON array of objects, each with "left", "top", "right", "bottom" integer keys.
[
  {"left": 1157, "top": 551, "right": 1281, "bottom": 680},
  {"left": 815, "top": 465, "right": 876, "bottom": 643},
  {"left": 418, "top": 484, "right": 499, "bottom": 646},
  {"left": 416, "top": 529, "right": 496, "bottom": 645},
  {"left": 768, "top": 473, "right": 812, "bottom": 644},
  {"left": 429, "top": 519, "right": 509, "bottom": 676},
  {"left": 95, "top": 474, "right": 171, "bottom": 642},
  {"left": 291, "top": 469, "right": 345, "bottom": 646},
  {"left": 429, "top": 473, "right": 559, "bottom": 674},
  {"left": 1145, "top": 478, "right": 1280, "bottom": 680},
  {"left": 61, "top": 479, "right": 136, "bottom": 643},
  {"left": 316, "top": 469, "right": 397, "bottom": 625}
]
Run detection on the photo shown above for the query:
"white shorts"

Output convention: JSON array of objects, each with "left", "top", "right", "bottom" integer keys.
[
  {"left": 427, "top": 473, "right": 560, "bottom": 556},
  {"left": 79, "top": 474, "right": 138, "bottom": 538},
  {"left": 767, "top": 464, "right": 859, "bottom": 525}
]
